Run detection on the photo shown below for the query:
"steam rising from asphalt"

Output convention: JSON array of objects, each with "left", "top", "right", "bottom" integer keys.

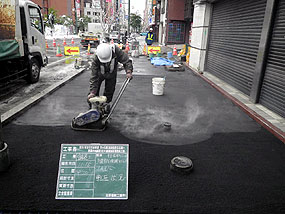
[{"left": 112, "top": 99, "right": 209, "bottom": 145}]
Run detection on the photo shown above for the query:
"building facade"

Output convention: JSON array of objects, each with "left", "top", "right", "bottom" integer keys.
[
  {"left": 189, "top": 0, "right": 285, "bottom": 118},
  {"left": 32, "top": 0, "right": 84, "bottom": 21},
  {"left": 150, "top": 0, "right": 193, "bottom": 45},
  {"left": 84, "top": 0, "right": 101, "bottom": 23}
]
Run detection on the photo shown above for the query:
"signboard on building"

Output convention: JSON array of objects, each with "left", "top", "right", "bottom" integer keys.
[
  {"left": 75, "top": 0, "right": 80, "bottom": 18},
  {"left": 56, "top": 144, "right": 129, "bottom": 200}
]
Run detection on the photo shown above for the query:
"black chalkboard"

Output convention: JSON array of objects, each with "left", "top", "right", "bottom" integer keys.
[{"left": 56, "top": 144, "right": 129, "bottom": 199}]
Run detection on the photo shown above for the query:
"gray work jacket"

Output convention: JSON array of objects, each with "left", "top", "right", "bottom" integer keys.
[{"left": 90, "top": 45, "right": 133, "bottom": 94}]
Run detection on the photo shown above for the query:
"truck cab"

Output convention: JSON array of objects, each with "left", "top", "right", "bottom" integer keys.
[{"left": 20, "top": 0, "right": 48, "bottom": 67}]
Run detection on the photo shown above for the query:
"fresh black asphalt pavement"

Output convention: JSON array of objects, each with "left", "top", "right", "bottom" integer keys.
[{"left": 0, "top": 55, "right": 284, "bottom": 213}]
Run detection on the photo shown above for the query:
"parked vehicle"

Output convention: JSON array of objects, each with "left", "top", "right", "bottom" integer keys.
[
  {"left": 80, "top": 33, "right": 100, "bottom": 48},
  {"left": 80, "top": 23, "right": 102, "bottom": 48},
  {"left": 0, "top": 0, "right": 47, "bottom": 87},
  {"left": 140, "top": 32, "right": 147, "bottom": 36}
]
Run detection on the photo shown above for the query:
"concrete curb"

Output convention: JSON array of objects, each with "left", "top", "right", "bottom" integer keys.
[
  {"left": 183, "top": 62, "right": 285, "bottom": 143},
  {"left": 1, "top": 67, "right": 86, "bottom": 125}
]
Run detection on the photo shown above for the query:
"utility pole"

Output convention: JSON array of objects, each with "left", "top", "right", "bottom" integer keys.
[
  {"left": 74, "top": 0, "right": 78, "bottom": 34},
  {"left": 128, "top": 0, "right": 130, "bottom": 36},
  {"left": 75, "top": 10, "right": 78, "bottom": 34}
]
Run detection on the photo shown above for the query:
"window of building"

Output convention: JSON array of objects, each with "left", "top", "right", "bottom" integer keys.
[
  {"left": 168, "top": 22, "right": 185, "bottom": 43},
  {"left": 87, "top": 11, "right": 91, "bottom": 15},
  {"left": 86, "top": 3, "right": 90, "bottom": 8},
  {"left": 94, "top": 2, "right": 101, "bottom": 9},
  {"left": 95, "top": 12, "right": 100, "bottom": 16}
]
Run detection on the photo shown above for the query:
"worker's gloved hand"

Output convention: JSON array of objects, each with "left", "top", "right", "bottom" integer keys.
[
  {"left": 88, "top": 92, "right": 96, "bottom": 100},
  {"left": 126, "top": 70, "right": 133, "bottom": 80}
]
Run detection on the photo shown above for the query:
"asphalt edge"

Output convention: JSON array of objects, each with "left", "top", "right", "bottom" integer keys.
[
  {"left": 183, "top": 62, "right": 285, "bottom": 143},
  {"left": 1, "top": 67, "right": 86, "bottom": 126}
]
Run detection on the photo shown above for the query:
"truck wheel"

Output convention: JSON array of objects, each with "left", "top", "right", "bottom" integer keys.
[{"left": 27, "top": 58, "right": 40, "bottom": 83}]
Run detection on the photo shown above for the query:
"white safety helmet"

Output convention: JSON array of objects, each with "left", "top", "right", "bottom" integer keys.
[
  {"left": 96, "top": 43, "right": 113, "bottom": 63},
  {"left": 150, "top": 28, "right": 153, "bottom": 31}
]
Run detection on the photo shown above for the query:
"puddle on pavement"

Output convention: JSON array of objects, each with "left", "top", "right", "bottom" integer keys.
[{"left": 65, "top": 56, "right": 77, "bottom": 64}]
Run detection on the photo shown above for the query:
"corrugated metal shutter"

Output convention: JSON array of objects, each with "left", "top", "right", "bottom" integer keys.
[
  {"left": 206, "top": 0, "right": 267, "bottom": 95},
  {"left": 259, "top": 0, "right": 285, "bottom": 118}
]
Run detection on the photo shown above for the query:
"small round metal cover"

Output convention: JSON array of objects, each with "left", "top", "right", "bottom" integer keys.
[
  {"left": 170, "top": 156, "right": 193, "bottom": 174},
  {"left": 163, "top": 122, "right": 171, "bottom": 131}
]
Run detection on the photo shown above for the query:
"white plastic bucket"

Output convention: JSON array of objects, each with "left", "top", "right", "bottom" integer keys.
[{"left": 152, "top": 77, "right": 165, "bottom": 95}]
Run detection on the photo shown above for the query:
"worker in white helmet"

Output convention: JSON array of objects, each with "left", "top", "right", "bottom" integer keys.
[{"left": 88, "top": 43, "right": 133, "bottom": 104}]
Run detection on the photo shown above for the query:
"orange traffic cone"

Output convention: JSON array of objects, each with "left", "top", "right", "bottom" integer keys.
[
  {"left": 173, "top": 45, "right": 177, "bottom": 56},
  {"left": 45, "top": 40, "right": 49, "bottom": 49},
  {"left": 56, "top": 45, "right": 63, "bottom": 57},
  {"left": 111, "top": 39, "right": 114, "bottom": 44},
  {"left": 63, "top": 37, "right": 67, "bottom": 46},
  {"left": 125, "top": 41, "right": 130, "bottom": 52},
  {"left": 71, "top": 37, "right": 75, "bottom": 45},
  {"left": 53, "top": 38, "right": 56, "bottom": 47},
  {"left": 87, "top": 43, "right": 91, "bottom": 55}
]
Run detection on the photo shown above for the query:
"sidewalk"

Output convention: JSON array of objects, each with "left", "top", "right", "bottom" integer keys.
[
  {"left": 163, "top": 45, "right": 285, "bottom": 142},
  {"left": 0, "top": 55, "right": 284, "bottom": 213}
]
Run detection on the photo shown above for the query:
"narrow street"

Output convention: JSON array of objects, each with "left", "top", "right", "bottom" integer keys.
[
  {"left": 0, "top": 51, "right": 284, "bottom": 213},
  {"left": 1, "top": 0, "right": 285, "bottom": 212}
]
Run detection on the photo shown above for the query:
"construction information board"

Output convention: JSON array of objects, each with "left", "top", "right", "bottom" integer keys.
[{"left": 56, "top": 144, "right": 129, "bottom": 200}]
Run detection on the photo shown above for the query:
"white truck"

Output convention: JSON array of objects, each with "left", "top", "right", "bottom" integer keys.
[
  {"left": 80, "top": 23, "right": 102, "bottom": 48},
  {"left": 0, "top": 0, "right": 47, "bottom": 88},
  {"left": 87, "top": 23, "right": 102, "bottom": 35}
]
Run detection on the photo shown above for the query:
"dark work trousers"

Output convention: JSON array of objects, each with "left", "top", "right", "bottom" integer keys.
[
  {"left": 96, "top": 74, "right": 117, "bottom": 103},
  {"left": 88, "top": 74, "right": 117, "bottom": 109}
]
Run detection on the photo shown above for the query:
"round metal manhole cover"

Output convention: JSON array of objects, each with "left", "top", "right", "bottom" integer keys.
[
  {"left": 170, "top": 156, "right": 193, "bottom": 174},
  {"left": 163, "top": 122, "right": 172, "bottom": 131}
]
